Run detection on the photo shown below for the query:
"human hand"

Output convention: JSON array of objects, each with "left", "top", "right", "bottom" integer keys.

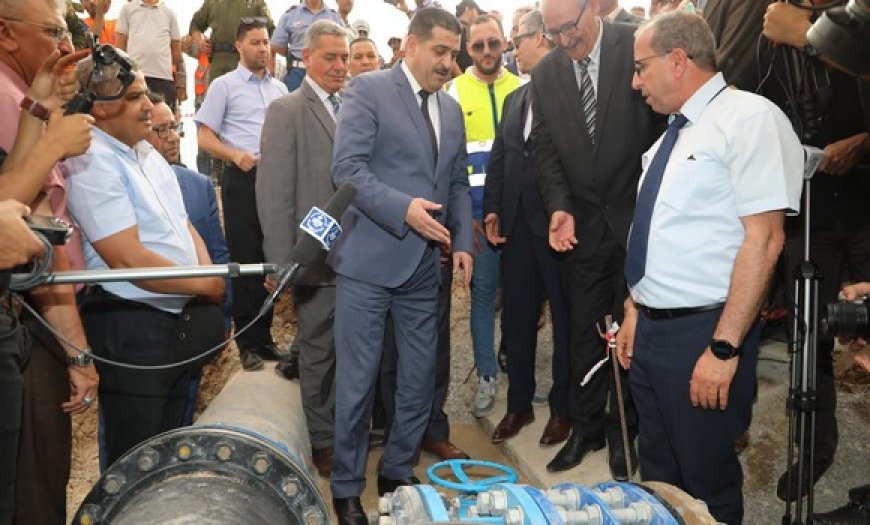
[
  {"left": 453, "top": 251, "right": 473, "bottom": 288},
  {"left": 689, "top": 349, "right": 739, "bottom": 410},
  {"left": 484, "top": 213, "right": 506, "bottom": 245},
  {"left": 820, "top": 133, "right": 869, "bottom": 175},
  {"left": 44, "top": 110, "right": 94, "bottom": 158},
  {"left": 27, "top": 49, "right": 90, "bottom": 110},
  {"left": 548, "top": 210, "right": 577, "bottom": 252},
  {"left": 405, "top": 198, "right": 450, "bottom": 245},
  {"left": 0, "top": 200, "right": 45, "bottom": 269},
  {"left": 763, "top": 2, "right": 811, "bottom": 49},
  {"left": 63, "top": 362, "right": 99, "bottom": 415},
  {"left": 176, "top": 86, "right": 188, "bottom": 103},
  {"left": 616, "top": 301, "right": 637, "bottom": 370},
  {"left": 233, "top": 150, "right": 259, "bottom": 172}
]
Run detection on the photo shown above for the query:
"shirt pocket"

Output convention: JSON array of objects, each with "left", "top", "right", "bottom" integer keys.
[{"left": 658, "top": 159, "right": 726, "bottom": 212}]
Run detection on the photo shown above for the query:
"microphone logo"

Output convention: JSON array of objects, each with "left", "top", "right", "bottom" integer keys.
[{"left": 300, "top": 206, "right": 342, "bottom": 250}]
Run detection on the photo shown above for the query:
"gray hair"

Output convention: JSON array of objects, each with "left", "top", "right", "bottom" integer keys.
[
  {"left": 304, "top": 20, "right": 348, "bottom": 50},
  {"left": 0, "top": 0, "right": 64, "bottom": 16},
  {"left": 75, "top": 48, "right": 140, "bottom": 100},
  {"left": 642, "top": 10, "right": 716, "bottom": 71}
]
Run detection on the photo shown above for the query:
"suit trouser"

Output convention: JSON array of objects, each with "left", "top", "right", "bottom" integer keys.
[
  {"left": 221, "top": 164, "right": 274, "bottom": 352},
  {"left": 783, "top": 222, "right": 870, "bottom": 463},
  {"left": 332, "top": 250, "right": 439, "bottom": 498},
  {"left": 15, "top": 315, "right": 70, "bottom": 525},
  {"left": 630, "top": 308, "right": 761, "bottom": 525},
  {"left": 562, "top": 231, "right": 637, "bottom": 442},
  {"left": 381, "top": 261, "right": 452, "bottom": 445},
  {"left": 294, "top": 284, "right": 336, "bottom": 449},
  {"left": 502, "top": 207, "right": 571, "bottom": 416},
  {"left": 0, "top": 308, "right": 27, "bottom": 525},
  {"left": 80, "top": 289, "right": 190, "bottom": 466}
]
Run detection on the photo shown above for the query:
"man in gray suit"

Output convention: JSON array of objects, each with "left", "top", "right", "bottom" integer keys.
[
  {"left": 256, "top": 20, "right": 349, "bottom": 480},
  {"left": 328, "top": 8, "right": 473, "bottom": 524}
]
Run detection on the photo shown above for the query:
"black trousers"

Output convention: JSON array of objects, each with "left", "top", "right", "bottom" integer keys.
[
  {"left": 783, "top": 221, "right": 870, "bottom": 461},
  {"left": 80, "top": 289, "right": 190, "bottom": 466},
  {"left": 381, "top": 260, "right": 452, "bottom": 444},
  {"left": 561, "top": 231, "right": 637, "bottom": 443},
  {"left": 221, "top": 164, "right": 274, "bottom": 352},
  {"left": 501, "top": 206, "right": 571, "bottom": 416},
  {"left": 15, "top": 315, "right": 70, "bottom": 525},
  {"left": 631, "top": 308, "right": 761, "bottom": 525},
  {"left": 0, "top": 307, "right": 27, "bottom": 525}
]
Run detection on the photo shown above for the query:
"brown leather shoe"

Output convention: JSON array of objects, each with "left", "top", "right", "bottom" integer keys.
[
  {"left": 539, "top": 415, "right": 571, "bottom": 446},
  {"left": 491, "top": 410, "right": 535, "bottom": 444},
  {"left": 422, "top": 439, "right": 470, "bottom": 460},
  {"left": 312, "top": 446, "right": 333, "bottom": 478}
]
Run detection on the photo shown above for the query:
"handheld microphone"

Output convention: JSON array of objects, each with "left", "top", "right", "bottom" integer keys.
[{"left": 259, "top": 182, "right": 357, "bottom": 315}]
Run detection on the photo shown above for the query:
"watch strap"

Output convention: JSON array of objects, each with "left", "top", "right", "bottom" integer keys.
[{"left": 67, "top": 352, "right": 93, "bottom": 367}]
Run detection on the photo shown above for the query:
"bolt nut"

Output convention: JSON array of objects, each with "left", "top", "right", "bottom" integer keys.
[
  {"left": 251, "top": 452, "right": 271, "bottom": 475},
  {"left": 102, "top": 473, "right": 125, "bottom": 495},
  {"left": 176, "top": 440, "right": 194, "bottom": 461},
  {"left": 504, "top": 508, "right": 524, "bottom": 525},
  {"left": 282, "top": 478, "right": 299, "bottom": 497},
  {"left": 215, "top": 442, "right": 233, "bottom": 462},
  {"left": 137, "top": 448, "right": 159, "bottom": 472}
]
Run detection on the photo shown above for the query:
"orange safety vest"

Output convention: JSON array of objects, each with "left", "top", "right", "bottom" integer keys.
[{"left": 194, "top": 51, "right": 210, "bottom": 97}]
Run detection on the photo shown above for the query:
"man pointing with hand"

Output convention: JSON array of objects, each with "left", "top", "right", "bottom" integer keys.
[{"left": 327, "top": 7, "right": 472, "bottom": 524}]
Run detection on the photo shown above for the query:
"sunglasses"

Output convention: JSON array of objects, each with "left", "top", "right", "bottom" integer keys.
[
  {"left": 239, "top": 17, "right": 268, "bottom": 25},
  {"left": 470, "top": 38, "right": 503, "bottom": 53}
]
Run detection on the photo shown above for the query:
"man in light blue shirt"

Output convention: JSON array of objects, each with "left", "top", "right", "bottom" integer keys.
[
  {"left": 270, "top": 0, "right": 342, "bottom": 91},
  {"left": 65, "top": 55, "right": 225, "bottom": 467},
  {"left": 196, "top": 18, "right": 287, "bottom": 371}
]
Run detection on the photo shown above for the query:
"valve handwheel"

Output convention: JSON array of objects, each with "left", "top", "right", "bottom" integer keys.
[{"left": 426, "top": 459, "right": 518, "bottom": 493}]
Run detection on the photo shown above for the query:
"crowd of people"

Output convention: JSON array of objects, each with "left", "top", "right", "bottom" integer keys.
[{"left": 0, "top": 0, "right": 867, "bottom": 524}]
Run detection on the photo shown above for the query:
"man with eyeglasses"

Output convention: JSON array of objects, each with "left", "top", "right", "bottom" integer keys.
[
  {"left": 270, "top": 0, "right": 342, "bottom": 92},
  {"left": 616, "top": 12, "right": 802, "bottom": 524},
  {"left": 531, "top": 0, "right": 656, "bottom": 479},
  {"left": 446, "top": 13, "right": 520, "bottom": 423},
  {"left": 195, "top": 18, "right": 287, "bottom": 372},
  {"left": 0, "top": 1, "right": 99, "bottom": 522}
]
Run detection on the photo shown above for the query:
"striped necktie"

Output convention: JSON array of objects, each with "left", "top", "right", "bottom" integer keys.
[
  {"left": 328, "top": 94, "right": 341, "bottom": 117},
  {"left": 575, "top": 57, "right": 596, "bottom": 144}
]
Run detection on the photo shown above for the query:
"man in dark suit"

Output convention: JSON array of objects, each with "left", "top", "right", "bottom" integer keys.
[
  {"left": 257, "top": 20, "right": 349, "bottom": 480},
  {"left": 483, "top": 9, "right": 572, "bottom": 447},
  {"left": 327, "top": 8, "right": 473, "bottom": 524},
  {"left": 531, "top": 0, "right": 655, "bottom": 478}
]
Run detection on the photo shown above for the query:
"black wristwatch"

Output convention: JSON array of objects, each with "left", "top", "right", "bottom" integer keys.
[
  {"left": 709, "top": 339, "right": 741, "bottom": 360},
  {"left": 68, "top": 351, "right": 93, "bottom": 367}
]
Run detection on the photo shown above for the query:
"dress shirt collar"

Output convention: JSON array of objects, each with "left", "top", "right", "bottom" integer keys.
[
  {"left": 235, "top": 62, "right": 273, "bottom": 83},
  {"left": 678, "top": 72, "right": 726, "bottom": 125},
  {"left": 400, "top": 60, "right": 427, "bottom": 96},
  {"left": 92, "top": 127, "right": 155, "bottom": 163},
  {"left": 304, "top": 74, "right": 333, "bottom": 103}
]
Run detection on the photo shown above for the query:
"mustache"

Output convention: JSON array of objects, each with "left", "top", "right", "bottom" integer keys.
[{"left": 434, "top": 66, "right": 450, "bottom": 76}]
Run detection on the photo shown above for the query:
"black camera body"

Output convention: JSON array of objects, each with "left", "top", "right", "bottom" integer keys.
[
  {"left": 26, "top": 215, "right": 72, "bottom": 246},
  {"left": 821, "top": 297, "right": 870, "bottom": 339}
]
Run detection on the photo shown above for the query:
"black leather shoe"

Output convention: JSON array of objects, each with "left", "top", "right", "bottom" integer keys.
[
  {"left": 377, "top": 474, "right": 420, "bottom": 496},
  {"left": 239, "top": 350, "right": 264, "bottom": 371},
  {"left": 607, "top": 439, "right": 638, "bottom": 481},
  {"left": 275, "top": 351, "right": 300, "bottom": 380},
  {"left": 258, "top": 343, "right": 283, "bottom": 361},
  {"left": 776, "top": 455, "right": 834, "bottom": 501},
  {"left": 333, "top": 497, "right": 367, "bottom": 525},
  {"left": 546, "top": 430, "right": 605, "bottom": 473}
]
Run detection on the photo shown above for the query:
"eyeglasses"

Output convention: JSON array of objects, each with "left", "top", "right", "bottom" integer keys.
[
  {"left": 633, "top": 51, "right": 693, "bottom": 75},
  {"left": 470, "top": 38, "right": 503, "bottom": 53},
  {"left": 512, "top": 31, "right": 537, "bottom": 49},
  {"left": 153, "top": 122, "right": 183, "bottom": 139},
  {"left": 239, "top": 17, "right": 268, "bottom": 25},
  {"left": 544, "top": 1, "right": 587, "bottom": 42},
  {"left": 0, "top": 16, "right": 71, "bottom": 43}
]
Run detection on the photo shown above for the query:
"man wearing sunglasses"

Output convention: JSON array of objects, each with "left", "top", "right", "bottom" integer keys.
[
  {"left": 531, "top": 0, "right": 657, "bottom": 479},
  {"left": 446, "top": 13, "right": 520, "bottom": 422}
]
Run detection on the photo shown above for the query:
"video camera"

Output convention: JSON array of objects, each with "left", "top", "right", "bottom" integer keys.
[
  {"left": 821, "top": 296, "right": 870, "bottom": 339},
  {"left": 64, "top": 42, "right": 136, "bottom": 115}
]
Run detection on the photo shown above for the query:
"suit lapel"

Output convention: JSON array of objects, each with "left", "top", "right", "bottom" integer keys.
[
  {"left": 301, "top": 81, "right": 336, "bottom": 142},
  {"left": 595, "top": 22, "right": 620, "bottom": 147},
  {"left": 392, "top": 66, "right": 438, "bottom": 171},
  {"left": 555, "top": 50, "right": 594, "bottom": 150}
]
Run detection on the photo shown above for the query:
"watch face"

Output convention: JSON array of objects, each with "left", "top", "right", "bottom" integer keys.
[{"left": 711, "top": 340, "right": 737, "bottom": 359}]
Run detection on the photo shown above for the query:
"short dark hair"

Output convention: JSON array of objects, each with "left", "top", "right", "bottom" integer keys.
[
  {"left": 349, "top": 37, "right": 377, "bottom": 54},
  {"left": 455, "top": 0, "right": 482, "bottom": 17},
  {"left": 146, "top": 91, "right": 165, "bottom": 105},
  {"left": 468, "top": 14, "right": 504, "bottom": 39},
  {"left": 236, "top": 17, "right": 268, "bottom": 41},
  {"left": 408, "top": 7, "right": 462, "bottom": 41}
]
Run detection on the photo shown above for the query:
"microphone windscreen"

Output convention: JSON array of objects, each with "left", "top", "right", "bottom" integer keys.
[{"left": 290, "top": 182, "right": 357, "bottom": 266}]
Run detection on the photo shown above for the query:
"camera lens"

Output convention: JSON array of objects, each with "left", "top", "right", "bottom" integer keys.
[{"left": 822, "top": 299, "right": 870, "bottom": 339}]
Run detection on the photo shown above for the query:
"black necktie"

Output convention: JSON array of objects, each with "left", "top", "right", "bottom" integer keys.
[
  {"left": 418, "top": 89, "right": 438, "bottom": 164},
  {"left": 625, "top": 114, "right": 689, "bottom": 288}
]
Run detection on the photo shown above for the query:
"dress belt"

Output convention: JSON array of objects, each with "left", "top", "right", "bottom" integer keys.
[{"left": 635, "top": 302, "right": 725, "bottom": 320}]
